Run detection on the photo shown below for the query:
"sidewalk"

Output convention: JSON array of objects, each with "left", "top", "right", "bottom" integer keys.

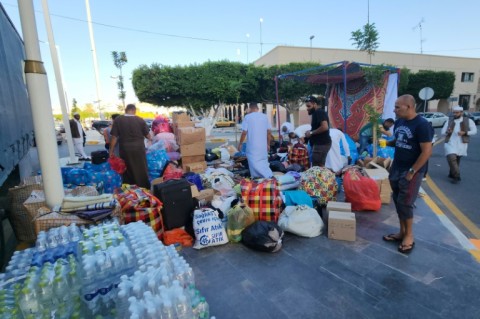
[{"left": 182, "top": 191, "right": 480, "bottom": 319}]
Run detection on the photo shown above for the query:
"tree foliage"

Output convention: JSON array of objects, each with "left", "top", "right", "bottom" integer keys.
[
  {"left": 402, "top": 70, "right": 455, "bottom": 102},
  {"left": 351, "top": 23, "right": 379, "bottom": 63}
]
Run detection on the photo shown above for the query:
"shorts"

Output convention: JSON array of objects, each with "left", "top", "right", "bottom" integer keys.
[
  {"left": 311, "top": 143, "right": 331, "bottom": 167},
  {"left": 389, "top": 168, "right": 423, "bottom": 220}
]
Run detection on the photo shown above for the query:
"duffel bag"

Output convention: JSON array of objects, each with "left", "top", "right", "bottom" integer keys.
[
  {"left": 91, "top": 150, "right": 109, "bottom": 165},
  {"left": 278, "top": 205, "right": 324, "bottom": 237},
  {"left": 299, "top": 167, "right": 337, "bottom": 206},
  {"left": 240, "top": 178, "right": 282, "bottom": 222}
]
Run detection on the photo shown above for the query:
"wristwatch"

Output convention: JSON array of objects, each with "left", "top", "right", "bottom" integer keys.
[{"left": 408, "top": 168, "right": 416, "bottom": 174}]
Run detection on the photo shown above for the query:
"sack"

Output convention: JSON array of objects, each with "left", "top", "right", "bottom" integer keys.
[
  {"left": 7, "top": 183, "right": 43, "bottom": 241},
  {"left": 226, "top": 203, "right": 255, "bottom": 242},
  {"left": 278, "top": 205, "right": 324, "bottom": 237},
  {"left": 91, "top": 150, "right": 109, "bottom": 165},
  {"left": 299, "top": 167, "right": 338, "bottom": 206},
  {"left": 108, "top": 156, "right": 126, "bottom": 174},
  {"left": 162, "top": 162, "right": 183, "bottom": 181},
  {"left": 163, "top": 228, "right": 193, "bottom": 247},
  {"left": 343, "top": 169, "right": 381, "bottom": 211},
  {"left": 241, "top": 221, "right": 284, "bottom": 252},
  {"left": 288, "top": 143, "right": 309, "bottom": 169},
  {"left": 67, "top": 168, "right": 91, "bottom": 186},
  {"left": 240, "top": 178, "right": 282, "bottom": 222},
  {"left": 115, "top": 185, "right": 165, "bottom": 240},
  {"left": 192, "top": 208, "right": 228, "bottom": 249}
]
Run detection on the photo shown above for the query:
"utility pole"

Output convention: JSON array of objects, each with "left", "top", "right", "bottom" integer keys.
[{"left": 309, "top": 35, "right": 315, "bottom": 61}]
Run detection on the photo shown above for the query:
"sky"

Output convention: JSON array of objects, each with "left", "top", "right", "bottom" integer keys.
[{"left": 1, "top": 0, "right": 480, "bottom": 112}]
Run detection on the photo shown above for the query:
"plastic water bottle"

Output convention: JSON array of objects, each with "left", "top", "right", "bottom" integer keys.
[
  {"left": 197, "top": 297, "right": 210, "bottom": 319},
  {"left": 161, "top": 298, "right": 175, "bottom": 319}
]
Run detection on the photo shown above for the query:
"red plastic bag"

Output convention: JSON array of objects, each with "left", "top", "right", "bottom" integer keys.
[
  {"left": 162, "top": 162, "right": 183, "bottom": 181},
  {"left": 108, "top": 156, "right": 126, "bottom": 174},
  {"left": 343, "top": 169, "right": 381, "bottom": 211}
]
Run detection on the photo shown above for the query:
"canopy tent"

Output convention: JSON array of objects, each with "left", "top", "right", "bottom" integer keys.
[{"left": 274, "top": 61, "right": 399, "bottom": 140}]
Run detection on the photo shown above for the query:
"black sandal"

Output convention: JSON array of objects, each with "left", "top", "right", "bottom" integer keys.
[
  {"left": 382, "top": 234, "right": 403, "bottom": 242},
  {"left": 398, "top": 242, "right": 415, "bottom": 254}
]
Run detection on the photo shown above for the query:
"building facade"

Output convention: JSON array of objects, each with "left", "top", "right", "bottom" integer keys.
[{"left": 254, "top": 46, "right": 480, "bottom": 113}]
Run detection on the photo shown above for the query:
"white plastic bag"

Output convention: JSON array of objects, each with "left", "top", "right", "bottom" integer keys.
[
  {"left": 193, "top": 208, "right": 229, "bottom": 249},
  {"left": 211, "top": 174, "right": 235, "bottom": 197},
  {"left": 278, "top": 205, "right": 324, "bottom": 237}
]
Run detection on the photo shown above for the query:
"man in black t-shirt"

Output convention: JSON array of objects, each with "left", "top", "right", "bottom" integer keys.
[
  {"left": 304, "top": 96, "right": 331, "bottom": 167},
  {"left": 384, "top": 94, "right": 432, "bottom": 254}
]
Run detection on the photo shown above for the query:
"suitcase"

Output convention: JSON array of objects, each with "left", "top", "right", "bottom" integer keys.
[
  {"left": 152, "top": 178, "right": 194, "bottom": 230},
  {"left": 91, "top": 150, "right": 109, "bottom": 165}
]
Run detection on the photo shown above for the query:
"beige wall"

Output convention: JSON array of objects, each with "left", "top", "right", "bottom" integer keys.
[{"left": 255, "top": 46, "right": 480, "bottom": 112}]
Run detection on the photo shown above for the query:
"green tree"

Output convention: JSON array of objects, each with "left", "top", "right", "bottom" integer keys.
[
  {"left": 351, "top": 23, "right": 379, "bottom": 64},
  {"left": 112, "top": 51, "right": 128, "bottom": 109},
  {"left": 71, "top": 98, "right": 80, "bottom": 116}
]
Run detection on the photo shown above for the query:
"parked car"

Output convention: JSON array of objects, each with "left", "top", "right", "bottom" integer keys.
[
  {"left": 91, "top": 120, "right": 111, "bottom": 133},
  {"left": 214, "top": 117, "right": 236, "bottom": 128},
  {"left": 54, "top": 122, "right": 65, "bottom": 133},
  {"left": 471, "top": 112, "right": 480, "bottom": 125},
  {"left": 418, "top": 112, "right": 449, "bottom": 128},
  {"left": 33, "top": 128, "right": 63, "bottom": 146}
]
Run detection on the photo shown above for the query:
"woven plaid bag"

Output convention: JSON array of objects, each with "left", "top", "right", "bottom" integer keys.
[
  {"left": 115, "top": 185, "right": 165, "bottom": 240},
  {"left": 240, "top": 178, "right": 282, "bottom": 222},
  {"left": 288, "top": 143, "right": 310, "bottom": 169},
  {"left": 299, "top": 167, "right": 338, "bottom": 205}
]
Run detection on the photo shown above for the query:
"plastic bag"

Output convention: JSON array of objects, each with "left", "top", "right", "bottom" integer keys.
[
  {"left": 162, "top": 162, "right": 183, "bottom": 181},
  {"left": 226, "top": 203, "right": 255, "bottom": 242},
  {"left": 211, "top": 174, "right": 235, "bottom": 197},
  {"left": 278, "top": 205, "right": 324, "bottom": 237},
  {"left": 184, "top": 172, "right": 204, "bottom": 191},
  {"left": 193, "top": 208, "right": 228, "bottom": 249},
  {"left": 343, "top": 169, "right": 381, "bottom": 211},
  {"left": 108, "top": 156, "right": 126, "bottom": 174},
  {"left": 67, "top": 168, "right": 91, "bottom": 186},
  {"left": 163, "top": 228, "right": 193, "bottom": 247},
  {"left": 241, "top": 221, "right": 284, "bottom": 252}
]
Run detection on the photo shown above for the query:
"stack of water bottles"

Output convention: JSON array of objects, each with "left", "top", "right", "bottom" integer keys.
[{"left": 0, "top": 219, "right": 212, "bottom": 318}]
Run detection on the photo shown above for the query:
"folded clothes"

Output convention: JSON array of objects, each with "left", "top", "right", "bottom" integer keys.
[
  {"left": 275, "top": 174, "right": 296, "bottom": 186},
  {"left": 56, "top": 200, "right": 117, "bottom": 213},
  {"left": 61, "top": 194, "right": 113, "bottom": 209},
  {"left": 75, "top": 208, "right": 113, "bottom": 221}
]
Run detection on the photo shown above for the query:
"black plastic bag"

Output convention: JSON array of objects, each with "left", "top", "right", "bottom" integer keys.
[{"left": 241, "top": 221, "right": 284, "bottom": 253}]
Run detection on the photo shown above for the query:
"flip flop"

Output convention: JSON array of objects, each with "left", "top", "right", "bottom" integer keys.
[
  {"left": 382, "top": 234, "right": 402, "bottom": 242},
  {"left": 398, "top": 242, "right": 415, "bottom": 254}
]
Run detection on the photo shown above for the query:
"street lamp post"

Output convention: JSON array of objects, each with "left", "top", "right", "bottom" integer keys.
[
  {"left": 246, "top": 33, "right": 250, "bottom": 63},
  {"left": 259, "top": 18, "right": 263, "bottom": 57},
  {"left": 309, "top": 35, "right": 315, "bottom": 61}
]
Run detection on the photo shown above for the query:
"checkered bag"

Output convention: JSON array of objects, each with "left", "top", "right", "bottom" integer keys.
[
  {"left": 299, "top": 167, "right": 338, "bottom": 205},
  {"left": 240, "top": 178, "right": 282, "bottom": 222},
  {"left": 115, "top": 185, "right": 165, "bottom": 240},
  {"left": 288, "top": 143, "right": 310, "bottom": 169}
]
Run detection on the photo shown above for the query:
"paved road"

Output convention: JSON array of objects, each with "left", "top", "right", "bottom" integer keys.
[{"left": 423, "top": 126, "right": 480, "bottom": 239}]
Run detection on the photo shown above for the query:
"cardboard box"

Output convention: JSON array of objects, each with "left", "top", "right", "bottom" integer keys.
[
  {"left": 177, "top": 127, "right": 206, "bottom": 145},
  {"left": 328, "top": 211, "right": 356, "bottom": 241},
  {"left": 180, "top": 142, "right": 206, "bottom": 157},
  {"left": 365, "top": 162, "right": 392, "bottom": 204},
  {"left": 172, "top": 112, "right": 191, "bottom": 123},
  {"left": 195, "top": 189, "right": 215, "bottom": 202},
  {"left": 182, "top": 155, "right": 205, "bottom": 165},
  {"left": 173, "top": 121, "right": 195, "bottom": 135},
  {"left": 184, "top": 161, "right": 207, "bottom": 173},
  {"left": 190, "top": 184, "right": 200, "bottom": 198},
  {"left": 325, "top": 201, "right": 352, "bottom": 224}
]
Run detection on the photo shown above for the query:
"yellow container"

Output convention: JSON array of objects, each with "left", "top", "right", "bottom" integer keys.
[{"left": 379, "top": 139, "right": 387, "bottom": 148}]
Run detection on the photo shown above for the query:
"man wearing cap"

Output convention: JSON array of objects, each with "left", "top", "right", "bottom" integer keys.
[
  {"left": 304, "top": 96, "right": 331, "bottom": 167},
  {"left": 238, "top": 102, "right": 273, "bottom": 178},
  {"left": 441, "top": 105, "right": 477, "bottom": 184},
  {"left": 69, "top": 112, "right": 89, "bottom": 160}
]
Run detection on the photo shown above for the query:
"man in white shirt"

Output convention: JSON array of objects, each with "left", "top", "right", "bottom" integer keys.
[
  {"left": 441, "top": 105, "right": 477, "bottom": 184},
  {"left": 238, "top": 103, "right": 273, "bottom": 178},
  {"left": 69, "top": 112, "right": 89, "bottom": 160},
  {"left": 326, "top": 128, "right": 351, "bottom": 174},
  {"left": 280, "top": 122, "right": 294, "bottom": 141}
]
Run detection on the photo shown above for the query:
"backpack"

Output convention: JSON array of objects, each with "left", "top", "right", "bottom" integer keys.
[{"left": 241, "top": 221, "right": 284, "bottom": 252}]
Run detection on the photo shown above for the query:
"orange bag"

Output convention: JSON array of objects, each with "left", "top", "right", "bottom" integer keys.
[
  {"left": 163, "top": 228, "right": 193, "bottom": 247},
  {"left": 108, "top": 156, "right": 126, "bottom": 174}
]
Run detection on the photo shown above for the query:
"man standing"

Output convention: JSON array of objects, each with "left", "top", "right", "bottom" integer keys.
[
  {"left": 304, "top": 96, "right": 331, "bottom": 167},
  {"left": 109, "top": 104, "right": 151, "bottom": 189},
  {"left": 69, "top": 112, "right": 89, "bottom": 160},
  {"left": 238, "top": 102, "right": 273, "bottom": 178},
  {"left": 441, "top": 105, "right": 477, "bottom": 184},
  {"left": 384, "top": 94, "right": 432, "bottom": 254}
]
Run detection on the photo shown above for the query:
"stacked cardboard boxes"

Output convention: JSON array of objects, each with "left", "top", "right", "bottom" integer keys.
[
  {"left": 365, "top": 162, "right": 392, "bottom": 204},
  {"left": 176, "top": 126, "right": 207, "bottom": 173}
]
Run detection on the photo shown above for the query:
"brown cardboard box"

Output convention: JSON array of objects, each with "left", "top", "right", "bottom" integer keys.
[
  {"left": 325, "top": 201, "right": 352, "bottom": 224},
  {"left": 328, "top": 211, "right": 356, "bottom": 241},
  {"left": 177, "top": 127, "right": 206, "bottom": 145},
  {"left": 184, "top": 161, "right": 207, "bottom": 173},
  {"left": 365, "top": 162, "right": 392, "bottom": 204},
  {"left": 195, "top": 189, "right": 215, "bottom": 201},
  {"left": 172, "top": 121, "right": 195, "bottom": 135},
  {"left": 190, "top": 184, "right": 200, "bottom": 198},
  {"left": 172, "top": 112, "right": 191, "bottom": 123},
  {"left": 182, "top": 155, "right": 205, "bottom": 165},
  {"left": 180, "top": 142, "right": 206, "bottom": 157}
]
